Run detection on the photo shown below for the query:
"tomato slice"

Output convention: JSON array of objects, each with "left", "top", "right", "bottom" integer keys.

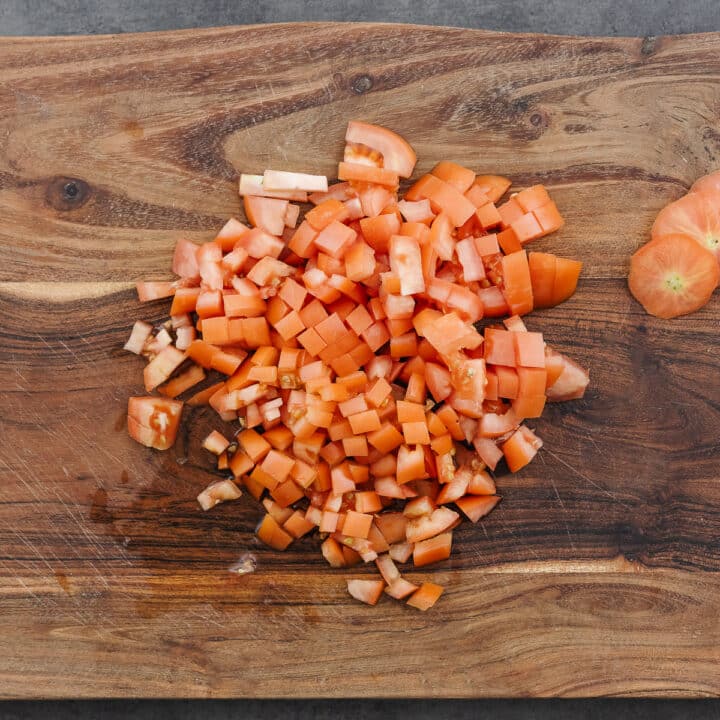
[
  {"left": 629, "top": 234, "right": 719, "bottom": 318},
  {"left": 691, "top": 170, "right": 720, "bottom": 196},
  {"left": 345, "top": 121, "right": 417, "bottom": 178},
  {"left": 651, "top": 190, "right": 720, "bottom": 262}
]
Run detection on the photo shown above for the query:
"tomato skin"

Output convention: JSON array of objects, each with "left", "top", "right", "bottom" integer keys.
[
  {"left": 691, "top": 170, "right": 720, "bottom": 195},
  {"left": 127, "top": 397, "right": 183, "bottom": 451}
]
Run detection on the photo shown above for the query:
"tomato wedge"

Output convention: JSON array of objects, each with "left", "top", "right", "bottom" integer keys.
[
  {"left": 629, "top": 234, "right": 719, "bottom": 318},
  {"left": 345, "top": 121, "right": 417, "bottom": 178}
]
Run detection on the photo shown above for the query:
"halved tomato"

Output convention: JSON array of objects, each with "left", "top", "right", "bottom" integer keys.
[
  {"left": 629, "top": 233, "right": 719, "bottom": 318},
  {"left": 127, "top": 396, "right": 183, "bottom": 450}
]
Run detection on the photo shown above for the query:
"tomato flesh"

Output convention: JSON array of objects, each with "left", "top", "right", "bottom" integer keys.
[
  {"left": 127, "top": 397, "right": 183, "bottom": 451},
  {"left": 629, "top": 233, "right": 719, "bottom": 318}
]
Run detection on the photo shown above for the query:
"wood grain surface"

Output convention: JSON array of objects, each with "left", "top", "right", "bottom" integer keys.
[{"left": 1, "top": 23, "right": 719, "bottom": 698}]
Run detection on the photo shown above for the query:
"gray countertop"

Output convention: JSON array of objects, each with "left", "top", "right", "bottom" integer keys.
[
  {"left": 0, "top": 0, "right": 718, "bottom": 36},
  {"left": 1, "top": 1, "right": 719, "bottom": 718}
]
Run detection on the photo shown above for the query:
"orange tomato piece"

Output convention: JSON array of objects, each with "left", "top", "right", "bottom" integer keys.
[
  {"left": 501, "top": 250, "right": 534, "bottom": 316},
  {"left": 652, "top": 190, "right": 720, "bottom": 263},
  {"left": 552, "top": 256, "right": 583, "bottom": 306},
  {"left": 256, "top": 514, "right": 293, "bottom": 551},
  {"left": 691, "top": 170, "right": 720, "bottom": 195},
  {"left": 430, "top": 160, "right": 475, "bottom": 193},
  {"left": 406, "top": 582, "right": 444, "bottom": 610},
  {"left": 413, "top": 531, "right": 452, "bottom": 567},
  {"left": 127, "top": 396, "right": 183, "bottom": 451},
  {"left": 501, "top": 425, "right": 543, "bottom": 472},
  {"left": 455, "top": 495, "right": 501, "bottom": 523},
  {"left": 629, "top": 234, "right": 719, "bottom": 318},
  {"left": 528, "top": 251, "right": 557, "bottom": 308},
  {"left": 345, "top": 121, "right": 417, "bottom": 178},
  {"left": 346, "top": 578, "right": 386, "bottom": 606},
  {"left": 473, "top": 175, "right": 511, "bottom": 203},
  {"left": 244, "top": 195, "right": 288, "bottom": 236}
]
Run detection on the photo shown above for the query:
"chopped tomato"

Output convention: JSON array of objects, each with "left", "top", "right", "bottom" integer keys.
[
  {"left": 501, "top": 425, "right": 543, "bottom": 473},
  {"left": 473, "top": 175, "right": 511, "bottom": 203},
  {"left": 545, "top": 351, "right": 590, "bottom": 401},
  {"left": 456, "top": 494, "right": 501, "bottom": 522},
  {"left": 136, "top": 281, "right": 175, "bottom": 303},
  {"left": 406, "top": 582, "right": 444, "bottom": 610},
  {"left": 244, "top": 195, "right": 288, "bottom": 236},
  {"left": 197, "top": 479, "right": 242, "bottom": 511},
  {"left": 239, "top": 174, "right": 308, "bottom": 202},
  {"left": 127, "top": 396, "right": 183, "bottom": 451},
  {"left": 263, "top": 170, "right": 328, "bottom": 193},
  {"left": 431, "top": 160, "right": 475, "bottom": 193},
  {"left": 346, "top": 578, "right": 386, "bottom": 605},
  {"left": 629, "top": 234, "right": 719, "bottom": 318},
  {"left": 124, "top": 118, "right": 589, "bottom": 612}
]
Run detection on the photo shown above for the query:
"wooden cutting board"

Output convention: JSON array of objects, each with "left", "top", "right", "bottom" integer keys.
[{"left": 1, "top": 22, "right": 719, "bottom": 699}]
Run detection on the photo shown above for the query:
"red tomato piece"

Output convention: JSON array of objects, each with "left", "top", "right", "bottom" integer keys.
[
  {"left": 345, "top": 121, "right": 417, "bottom": 178},
  {"left": 629, "top": 234, "right": 719, "bottom": 318},
  {"left": 127, "top": 396, "right": 183, "bottom": 451}
]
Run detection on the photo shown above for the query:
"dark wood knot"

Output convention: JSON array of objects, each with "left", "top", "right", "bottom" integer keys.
[
  {"left": 528, "top": 109, "right": 550, "bottom": 137},
  {"left": 640, "top": 36, "right": 657, "bottom": 56},
  {"left": 45, "top": 176, "right": 91, "bottom": 211},
  {"left": 351, "top": 74, "right": 374, "bottom": 95}
]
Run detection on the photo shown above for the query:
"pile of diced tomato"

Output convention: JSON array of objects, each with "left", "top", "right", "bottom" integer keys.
[{"left": 125, "top": 121, "right": 589, "bottom": 610}]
